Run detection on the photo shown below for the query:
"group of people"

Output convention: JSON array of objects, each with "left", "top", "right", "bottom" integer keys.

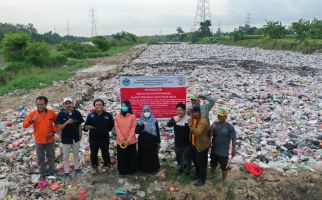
[{"left": 23, "top": 94, "right": 236, "bottom": 187}]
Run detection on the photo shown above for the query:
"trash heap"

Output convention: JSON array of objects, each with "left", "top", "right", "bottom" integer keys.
[{"left": 0, "top": 43, "right": 321, "bottom": 199}]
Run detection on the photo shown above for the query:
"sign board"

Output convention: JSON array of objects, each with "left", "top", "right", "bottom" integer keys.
[{"left": 120, "top": 76, "right": 186, "bottom": 119}]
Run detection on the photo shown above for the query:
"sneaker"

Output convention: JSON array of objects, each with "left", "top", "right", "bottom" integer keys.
[{"left": 194, "top": 180, "right": 205, "bottom": 187}]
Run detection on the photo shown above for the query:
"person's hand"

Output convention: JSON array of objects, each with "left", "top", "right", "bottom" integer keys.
[
  {"left": 65, "top": 118, "right": 74, "bottom": 125},
  {"left": 30, "top": 115, "right": 38, "bottom": 123},
  {"left": 47, "top": 132, "right": 54, "bottom": 139},
  {"left": 143, "top": 122, "right": 147, "bottom": 126},
  {"left": 231, "top": 149, "right": 236, "bottom": 157},
  {"left": 174, "top": 116, "right": 180, "bottom": 122},
  {"left": 211, "top": 123, "right": 216, "bottom": 129}
]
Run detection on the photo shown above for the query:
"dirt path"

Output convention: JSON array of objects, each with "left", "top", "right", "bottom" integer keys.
[{"left": 0, "top": 46, "right": 145, "bottom": 113}]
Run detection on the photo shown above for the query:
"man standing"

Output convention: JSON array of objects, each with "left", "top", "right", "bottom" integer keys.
[
  {"left": 23, "top": 96, "right": 58, "bottom": 180},
  {"left": 167, "top": 103, "right": 191, "bottom": 175},
  {"left": 56, "top": 97, "right": 84, "bottom": 179},
  {"left": 189, "top": 105, "right": 211, "bottom": 187},
  {"left": 209, "top": 108, "right": 237, "bottom": 185},
  {"left": 84, "top": 99, "right": 114, "bottom": 175}
]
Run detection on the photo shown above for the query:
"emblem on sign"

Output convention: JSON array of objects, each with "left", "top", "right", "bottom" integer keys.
[{"left": 122, "top": 78, "right": 131, "bottom": 86}]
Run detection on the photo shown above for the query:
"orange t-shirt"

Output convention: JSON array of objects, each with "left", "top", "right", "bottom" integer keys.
[{"left": 23, "top": 109, "right": 58, "bottom": 144}]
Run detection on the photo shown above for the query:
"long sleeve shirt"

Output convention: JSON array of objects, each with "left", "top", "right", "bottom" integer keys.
[{"left": 114, "top": 112, "right": 137, "bottom": 145}]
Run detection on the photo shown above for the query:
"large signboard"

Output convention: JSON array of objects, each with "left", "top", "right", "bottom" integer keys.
[{"left": 120, "top": 76, "right": 186, "bottom": 119}]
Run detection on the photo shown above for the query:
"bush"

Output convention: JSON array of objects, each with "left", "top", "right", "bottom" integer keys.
[
  {"left": 24, "top": 41, "right": 50, "bottom": 66},
  {"left": 92, "top": 36, "right": 111, "bottom": 51},
  {"left": 231, "top": 29, "right": 245, "bottom": 41},
  {"left": 1, "top": 32, "right": 31, "bottom": 62},
  {"left": 46, "top": 51, "right": 67, "bottom": 67},
  {"left": 57, "top": 41, "right": 100, "bottom": 58},
  {"left": 5, "top": 61, "right": 32, "bottom": 72}
]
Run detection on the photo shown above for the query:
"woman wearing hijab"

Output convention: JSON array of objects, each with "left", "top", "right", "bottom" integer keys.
[
  {"left": 136, "top": 106, "right": 160, "bottom": 173},
  {"left": 114, "top": 100, "right": 137, "bottom": 176}
]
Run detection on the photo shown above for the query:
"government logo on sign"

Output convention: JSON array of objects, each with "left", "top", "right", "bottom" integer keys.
[{"left": 122, "top": 78, "right": 131, "bottom": 86}]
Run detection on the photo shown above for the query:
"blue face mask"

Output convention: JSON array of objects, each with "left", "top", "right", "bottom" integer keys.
[{"left": 121, "top": 106, "right": 128, "bottom": 112}]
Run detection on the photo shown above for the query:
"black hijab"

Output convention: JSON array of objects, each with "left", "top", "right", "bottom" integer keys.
[{"left": 121, "top": 99, "right": 133, "bottom": 116}]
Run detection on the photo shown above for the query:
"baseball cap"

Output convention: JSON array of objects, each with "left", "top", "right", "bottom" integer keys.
[
  {"left": 216, "top": 108, "right": 229, "bottom": 117},
  {"left": 63, "top": 97, "right": 73, "bottom": 104}
]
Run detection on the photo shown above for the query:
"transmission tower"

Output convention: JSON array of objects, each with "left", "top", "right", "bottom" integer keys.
[
  {"left": 66, "top": 20, "right": 71, "bottom": 35},
  {"left": 192, "top": 0, "right": 212, "bottom": 31},
  {"left": 244, "top": 13, "right": 252, "bottom": 26},
  {"left": 90, "top": 8, "right": 98, "bottom": 37}
]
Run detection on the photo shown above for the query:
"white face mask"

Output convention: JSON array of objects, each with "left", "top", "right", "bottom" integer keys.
[{"left": 143, "top": 112, "right": 151, "bottom": 118}]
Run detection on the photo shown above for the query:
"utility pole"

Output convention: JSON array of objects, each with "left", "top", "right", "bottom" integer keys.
[
  {"left": 66, "top": 20, "right": 71, "bottom": 36},
  {"left": 90, "top": 7, "right": 98, "bottom": 37},
  {"left": 192, "top": 0, "right": 212, "bottom": 31}
]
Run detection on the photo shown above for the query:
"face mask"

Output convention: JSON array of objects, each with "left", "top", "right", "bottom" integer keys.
[
  {"left": 121, "top": 106, "right": 128, "bottom": 112},
  {"left": 143, "top": 112, "right": 151, "bottom": 118}
]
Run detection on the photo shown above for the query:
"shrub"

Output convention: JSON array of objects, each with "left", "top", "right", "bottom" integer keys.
[
  {"left": 24, "top": 41, "right": 50, "bottom": 66},
  {"left": 1, "top": 32, "right": 31, "bottom": 62},
  {"left": 92, "top": 36, "right": 111, "bottom": 51},
  {"left": 46, "top": 51, "right": 67, "bottom": 67}
]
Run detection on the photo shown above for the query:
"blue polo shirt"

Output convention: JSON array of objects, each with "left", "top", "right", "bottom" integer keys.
[{"left": 56, "top": 109, "right": 84, "bottom": 144}]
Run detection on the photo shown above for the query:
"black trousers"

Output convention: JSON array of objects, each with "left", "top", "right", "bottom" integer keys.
[
  {"left": 117, "top": 143, "right": 137, "bottom": 175},
  {"left": 175, "top": 145, "right": 192, "bottom": 173},
  {"left": 192, "top": 146, "right": 209, "bottom": 183},
  {"left": 90, "top": 140, "right": 110, "bottom": 167}
]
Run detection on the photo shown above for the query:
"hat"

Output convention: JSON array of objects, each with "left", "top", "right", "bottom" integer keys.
[
  {"left": 216, "top": 108, "right": 229, "bottom": 117},
  {"left": 63, "top": 97, "right": 73, "bottom": 104},
  {"left": 190, "top": 94, "right": 198, "bottom": 100},
  {"left": 191, "top": 105, "right": 201, "bottom": 113}
]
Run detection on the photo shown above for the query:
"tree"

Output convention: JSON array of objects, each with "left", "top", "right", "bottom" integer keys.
[
  {"left": 199, "top": 20, "right": 212, "bottom": 38},
  {"left": 308, "top": 18, "right": 322, "bottom": 39},
  {"left": 291, "top": 19, "right": 310, "bottom": 41},
  {"left": 1, "top": 32, "right": 31, "bottom": 62},
  {"left": 92, "top": 36, "right": 110, "bottom": 51},
  {"left": 176, "top": 27, "right": 185, "bottom": 35},
  {"left": 262, "top": 21, "right": 286, "bottom": 39},
  {"left": 25, "top": 42, "right": 50, "bottom": 66}
]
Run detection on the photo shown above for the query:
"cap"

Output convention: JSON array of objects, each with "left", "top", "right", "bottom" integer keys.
[
  {"left": 191, "top": 105, "right": 201, "bottom": 113},
  {"left": 63, "top": 97, "right": 73, "bottom": 104},
  {"left": 190, "top": 94, "right": 198, "bottom": 100},
  {"left": 216, "top": 108, "right": 229, "bottom": 117}
]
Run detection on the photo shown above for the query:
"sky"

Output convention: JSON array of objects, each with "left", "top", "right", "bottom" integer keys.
[{"left": 0, "top": 0, "right": 321, "bottom": 37}]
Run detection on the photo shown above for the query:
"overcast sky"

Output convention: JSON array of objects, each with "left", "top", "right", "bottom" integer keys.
[{"left": 0, "top": 0, "right": 321, "bottom": 36}]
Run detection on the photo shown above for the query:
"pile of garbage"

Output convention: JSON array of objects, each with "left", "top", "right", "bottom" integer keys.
[{"left": 0, "top": 43, "right": 321, "bottom": 199}]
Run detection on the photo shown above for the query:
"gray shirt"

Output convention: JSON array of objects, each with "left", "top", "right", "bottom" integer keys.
[{"left": 212, "top": 122, "right": 236, "bottom": 157}]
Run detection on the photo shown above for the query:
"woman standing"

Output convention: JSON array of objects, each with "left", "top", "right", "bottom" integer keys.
[
  {"left": 115, "top": 100, "right": 137, "bottom": 176},
  {"left": 136, "top": 106, "right": 160, "bottom": 173}
]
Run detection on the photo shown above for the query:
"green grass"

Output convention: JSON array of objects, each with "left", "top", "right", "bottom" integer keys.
[
  {"left": 0, "top": 59, "right": 92, "bottom": 95},
  {"left": 106, "top": 45, "right": 133, "bottom": 56}
]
